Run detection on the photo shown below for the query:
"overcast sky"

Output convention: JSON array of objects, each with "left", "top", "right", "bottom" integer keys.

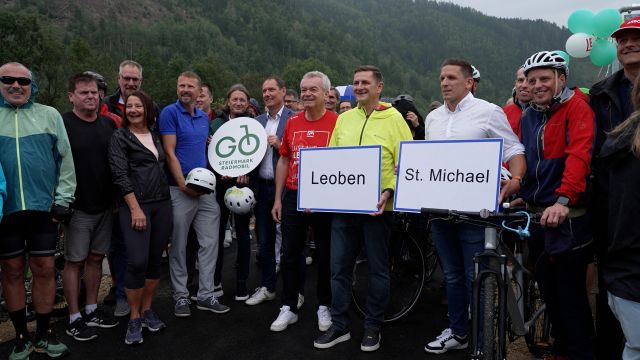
[{"left": 441, "top": 1, "right": 633, "bottom": 27}]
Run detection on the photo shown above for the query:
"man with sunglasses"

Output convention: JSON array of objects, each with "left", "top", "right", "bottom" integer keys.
[{"left": 0, "top": 62, "right": 76, "bottom": 359}]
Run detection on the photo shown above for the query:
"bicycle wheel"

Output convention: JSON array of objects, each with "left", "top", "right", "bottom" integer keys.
[
  {"left": 352, "top": 233, "right": 425, "bottom": 322},
  {"left": 524, "top": 278, "right": 552, "bottom": 357},
  {"left": 481, "top": 275, "right": 500, "bottom": 359}
]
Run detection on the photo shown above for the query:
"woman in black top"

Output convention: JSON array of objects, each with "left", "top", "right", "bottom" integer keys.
[
  {"left": 209, "top": 84, "right": 254, "bottom": 301},
  {"left": 109, "top": 90, "right": 172, "bottom": 345},
  {"left": 596, "top": 80, "right": 640, "bottom": 359}
]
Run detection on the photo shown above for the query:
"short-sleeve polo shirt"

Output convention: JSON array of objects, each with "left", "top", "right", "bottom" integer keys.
[{"left": 158, "top": 100, "right": 209, "bottom": 180}]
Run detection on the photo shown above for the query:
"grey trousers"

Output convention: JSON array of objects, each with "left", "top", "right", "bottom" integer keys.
[{"left": 169, "top": 187, "right": 221, "bottom": 301}]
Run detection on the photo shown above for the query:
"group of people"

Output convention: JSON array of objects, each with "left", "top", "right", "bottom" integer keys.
[{"left": 0, "top": 15, "right": 638, "bottom": 360}]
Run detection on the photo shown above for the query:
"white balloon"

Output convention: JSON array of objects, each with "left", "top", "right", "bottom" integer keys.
[{"left": 565, "top": 33, "right": 596, "bottom": 58}]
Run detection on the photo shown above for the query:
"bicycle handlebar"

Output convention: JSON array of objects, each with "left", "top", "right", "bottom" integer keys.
[
  {"left": 419, "top": 207, "right": 533, "bottom": 220},
  {"left": 420, "top": 206, "right": 541, "bottom": 239}
]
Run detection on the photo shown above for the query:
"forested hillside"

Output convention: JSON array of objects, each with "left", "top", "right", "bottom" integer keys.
[{"left": 1, "top": 0, "right": 603, "bottom": 111}]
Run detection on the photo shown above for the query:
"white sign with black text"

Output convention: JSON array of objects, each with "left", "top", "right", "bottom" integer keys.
[
  {"left": 297, "top": 146, "right": 381, "bottom": 213},
  {"left": 394, "top": 139, "right": 503, "bottom": 213}
]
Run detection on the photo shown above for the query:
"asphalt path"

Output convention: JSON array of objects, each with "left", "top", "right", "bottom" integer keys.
[{"left": 1, "top": 239, "right": 470, "bottom": 360}]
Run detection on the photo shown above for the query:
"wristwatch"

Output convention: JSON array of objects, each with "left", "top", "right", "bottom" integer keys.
[{"left": 556, "top": 196, "right": 570, "bottom": 207}]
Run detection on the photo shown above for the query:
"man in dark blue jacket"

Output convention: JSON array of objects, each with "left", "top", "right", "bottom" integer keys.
[
  {"left": 245, "top": 76, "right": 294, "bottom": 306},
  {"left": 590, "top": 16, "right": 640, "bottom": 359}
]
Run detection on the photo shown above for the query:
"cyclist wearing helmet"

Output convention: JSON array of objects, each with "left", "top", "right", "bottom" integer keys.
[
  {"left": 83, "top": 71, "right": 108, "bottom": 99},
  {"left": 519, "top": 50, "right": 595, "bottom": 359}
]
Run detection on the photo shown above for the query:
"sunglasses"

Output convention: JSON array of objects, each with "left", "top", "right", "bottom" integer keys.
[{"left": 0, "top": 76, "right": 32, "bottom": 86}]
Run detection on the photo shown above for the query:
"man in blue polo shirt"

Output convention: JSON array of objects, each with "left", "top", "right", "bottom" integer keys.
[{"left": 159, "top": 71, "right": 229, "bottom": 317}]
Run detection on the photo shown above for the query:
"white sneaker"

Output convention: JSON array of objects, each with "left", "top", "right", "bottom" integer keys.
[
  {"left": 270, "top": 306, "right": 298, "bottom": 332},
  {"left": 424, "top": 328, "right": 468, "bottom": 354},
  {"left": 245, "top": 287, "right": 275, "bottom": 306},
  {"left": 297, "top": 294, "right": 304, "bottom": 310},
  {"left": 317, "top": 305, "right": 332, "bottom": 331}
]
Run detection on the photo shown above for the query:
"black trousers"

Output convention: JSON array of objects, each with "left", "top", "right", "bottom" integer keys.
[{"left": 280, "top": 189, "right": 331, "bottom": 312}]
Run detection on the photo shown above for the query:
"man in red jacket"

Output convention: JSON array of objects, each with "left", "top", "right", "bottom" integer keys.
[
  {"left": 519, "top": 50, "right": 595, "bottom": 360},
  {"left": 503, "top": 66, "right": 532, "bottom": 136}
]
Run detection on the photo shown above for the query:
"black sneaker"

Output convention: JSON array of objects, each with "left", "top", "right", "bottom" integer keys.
[
  {"left": 313, "top": 325, "right": 351, "bottom": 349},
  {"left": 66, "top": 318, "right": 98, "bottom": 342},
  {"left": 235, "top": 283, "right": 249, "bottom": 302},
  {"left": 103, "top": 286, "right": 117, "bottom": 305},
  {"left": 360, "top": 327, "right": 381, "bottom": 352},
  {"left": 84, "top": 308, "right": 119, "bottom": 328}
]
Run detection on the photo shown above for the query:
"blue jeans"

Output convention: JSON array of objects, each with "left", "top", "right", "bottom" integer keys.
[
  {"left": 431, "top": 220, "right": 485, "bottom": 337},
  {"left": 110, "top": 212, "right": 127, "bottom": 301},
  {"left": 255, "top": 179, "right": 277, "bottom": 292},
  {"left": 330, "top": 213, "right": 390, "bottom": 331},
  {"left": 608, "top": 292, "right": 640, "bottom": 360}
]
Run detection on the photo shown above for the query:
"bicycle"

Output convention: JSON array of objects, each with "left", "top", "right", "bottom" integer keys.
[
  {"left": 420, "top": 207, "right": 551, "bottom": 360},
  {"left": 351, "top": 212, "right": 439, "bottom": 322}
]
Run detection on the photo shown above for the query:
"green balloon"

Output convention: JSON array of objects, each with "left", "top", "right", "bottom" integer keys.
[
  {"left": 590, "top": 39, "right": 617, "bottom": 66},
  {"left": 593, "top": 8, "right": 623, "bottom": 38},
  {"left": 553, "top": 50, "right": 571, "bottom": 65},
  {"left": 568, "top": 9, "right": 595, "bottom": 34}
]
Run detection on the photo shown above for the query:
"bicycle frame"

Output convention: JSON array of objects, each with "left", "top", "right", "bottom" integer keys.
[
  {"left": 470, "top": 227, "right": 509, "bottom": 360},
  {"left": 469, "top": 222, "right": 547, "bottom": 359}
]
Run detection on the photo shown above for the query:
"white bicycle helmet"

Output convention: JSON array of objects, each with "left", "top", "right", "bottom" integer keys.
[
  {"left": 185, "top": 167, "right": 216, "bottom": 194},
  {"left": 522, "top": 51, "right": 568, "bottom": 77},
  {"left": 224, "top": 186, "right": 256, "bottom": 215},
  {"left": 471, "top": 65, "right": 481, "bottom": 82}
]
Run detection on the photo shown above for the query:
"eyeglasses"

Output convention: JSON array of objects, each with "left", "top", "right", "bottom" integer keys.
[
  {"left": 0, "top": 76, "right": 32, "bottom": 86},
  {"left": 121, "top": 76, "right": 141, "bottom": 83}
]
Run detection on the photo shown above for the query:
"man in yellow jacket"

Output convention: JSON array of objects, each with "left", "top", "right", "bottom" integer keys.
[{"left": 313, "top": 65, "right": 412, "bottom": 352}]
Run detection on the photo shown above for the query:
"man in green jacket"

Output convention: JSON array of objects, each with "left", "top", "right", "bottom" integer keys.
[
  {"left": 313, "top": 65, "right": 412, "bottom": 352},
  {"left": 0, "top": 62, "right": 76, "bottom": 360}
]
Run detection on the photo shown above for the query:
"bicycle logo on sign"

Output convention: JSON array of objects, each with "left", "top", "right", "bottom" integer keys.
[{"left": 215, "top": 124, "right": 260, "bottom": 158}]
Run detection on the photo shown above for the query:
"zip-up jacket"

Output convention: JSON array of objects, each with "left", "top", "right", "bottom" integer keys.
[
  {"left": 0, "top": 84, "right": 76, "bottom": 216},
  {"left": 0, "top": 162, "right": 5, "bottom": 221},
  {"left": 329, "top": 102, "right": 413, "bottom": 211},
  {"left": 503, "top": 100, "right": 528, "bottom": 137},
  {"left": 591, "top": 69, "right": 627, "bottom": 157},
  {"left": 109, "top": 126, "right": 170, "bottom": 204},
  {"left": 598, "top": 124, "right": 640, "bottom": 303},
  {"left": 519, "top": 87, "right": 594, "bottom": 206}
]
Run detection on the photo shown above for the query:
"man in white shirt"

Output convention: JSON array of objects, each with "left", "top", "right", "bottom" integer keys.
[
  {"left": 423, "top": 58, "right": 526, "bottom": 355},
  {"left": 246, "top": 76, "right": 295, "bottom": 305}
]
